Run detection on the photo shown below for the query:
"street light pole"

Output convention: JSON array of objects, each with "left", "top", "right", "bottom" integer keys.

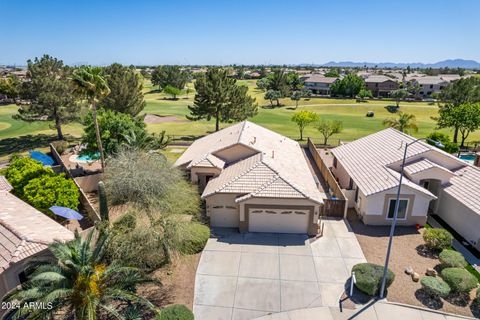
[{"left": 379, "top": 137, "right": 443, "bottom": 298}]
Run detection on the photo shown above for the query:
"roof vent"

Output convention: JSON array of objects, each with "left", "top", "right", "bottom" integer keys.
[
  {"left": 251, "top": 136, "right": 256, "bottom": 145},
  {"left": 272, "top": 150, "right": 275, "bottom": 158}
]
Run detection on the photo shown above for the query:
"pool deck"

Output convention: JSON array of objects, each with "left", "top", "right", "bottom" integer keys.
[{"left": 60, "top": 151, "right": 102, "bottom": 175}]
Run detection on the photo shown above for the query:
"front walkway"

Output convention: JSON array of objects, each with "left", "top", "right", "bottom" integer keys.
[
  {"left": 193, "top": 219, "right": 366, "bottom": 320},
  {"left": 253, "top": 301, "right": 475, "bottom": 320}
]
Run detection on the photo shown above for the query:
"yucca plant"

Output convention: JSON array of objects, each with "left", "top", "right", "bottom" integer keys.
[{"left": 3, "top": 230, "right": 158, "bottom": 320}]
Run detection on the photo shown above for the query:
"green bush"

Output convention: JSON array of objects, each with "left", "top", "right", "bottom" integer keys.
[
  {"left": 157, "top": 304, "right": 193, "bottom": 320},
  {"left": 51, "top": 140, "right": 68, "bottom": 154},
  {"left": 180, "top": 222, "right": 210, "bottom": 254},
  {"left": 113, "top": 212, "right": 137, "bottom": 231},
  {"left": 5, "top": 157, "right": 53, "bottom": 196},
  {"left": 423, "top": 228, "right": 453, "bottom": 251},
  {"left": 439, "top": 249, "right": 467, "bottom": 268},
  {"left": 352, "top": 263, "right": 395, "bottom": 296},
  {"left": 420, "top": 276, "right": 451, "bottom": 298},
  {"left": 23, "top": 174, "right": 80, "bottom": 214},
  {"left": 426, "top": 132, "right": 459, "bottom": 154},
  {"left": 441, "top": 268, "right": 478, "bottom": 293},
  {"left": 475, "top": 288, "right": 480, "bottom": 305}
]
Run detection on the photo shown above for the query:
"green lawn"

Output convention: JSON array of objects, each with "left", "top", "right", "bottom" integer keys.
[{"left": 0, "top": 79, "right": 478, "bottom": 158}]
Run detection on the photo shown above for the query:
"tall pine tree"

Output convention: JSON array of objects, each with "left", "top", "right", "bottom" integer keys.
[
  {"left": 99, "top": 63, "right": 146, "bottom": 116},
  {"left": 187, "top": 68, "right": 257, "bottom": 131},
  {"left": 17, "top": 55, "right": 79, "bottom": 140}
]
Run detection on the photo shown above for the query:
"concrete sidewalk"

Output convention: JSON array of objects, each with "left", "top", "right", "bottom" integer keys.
[{"left": 253, "top": 301, "right": 475, "bottom": 320}]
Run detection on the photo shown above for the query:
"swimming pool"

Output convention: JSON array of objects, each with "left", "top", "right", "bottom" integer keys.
[
  {"left": 77, "top": 152, "right": 100, "bottom": 161},
  {"left": 458, "top": 154, "right": 475, "bottom": 164}
]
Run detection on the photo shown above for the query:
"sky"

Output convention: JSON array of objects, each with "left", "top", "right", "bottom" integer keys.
[{"left": 1, "top": 0, "right": 480, "bottom": 66}]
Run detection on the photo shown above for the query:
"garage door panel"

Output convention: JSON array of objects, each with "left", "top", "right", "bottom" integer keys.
[
  {"left": 210, "top": 205, "right": 239, "bottom": 227},
  {"left": 249, "top": 208, "right": 309, "bottom": 234}
]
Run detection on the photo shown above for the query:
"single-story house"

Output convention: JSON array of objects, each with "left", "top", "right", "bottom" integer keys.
[
  {"left": 175, "top": 121, "right": 325, "bottom": 235},
  {"left": 364, "top": 75, "right": 399, "bottom": 97},
  {"left": 303, "top": 75, "right": 338, "bottom": 95},
  {"left": 330, "top": 129, "right": 480, "bottom": 250},
  {"left": 0, "top": 179, "right": 74, "bottom": 299}
]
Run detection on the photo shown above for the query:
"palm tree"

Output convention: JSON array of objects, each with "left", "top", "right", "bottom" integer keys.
[
  {"left": 383, "top": 112, "right": 419, "bottom": 133},
  {"left": 3, "top": 230, "right": 157, "bottom": 320},
  {"left": 72, "top": 66, "right": 111, "bottom": 170}
]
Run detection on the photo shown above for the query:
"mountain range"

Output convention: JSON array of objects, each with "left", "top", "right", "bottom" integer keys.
[{"left": 316, "top": 59, "right": 480, "bottom": 69}]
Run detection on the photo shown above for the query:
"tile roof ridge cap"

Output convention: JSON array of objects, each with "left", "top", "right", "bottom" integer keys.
[{"left": 237, "top": 121, "right": 248, "bottom": 144}]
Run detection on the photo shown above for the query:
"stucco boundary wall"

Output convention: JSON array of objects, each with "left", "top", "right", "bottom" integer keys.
[
  {"left": 49, "top": 144, "right": 102, "bottom": 222},
  {"left": 307, "top": 138, "right": 348, "bottom": 218}
]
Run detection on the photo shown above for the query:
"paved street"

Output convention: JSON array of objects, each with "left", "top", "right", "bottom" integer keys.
[{"left": 193, "top": 219, "right": 367, "bottom": 320}]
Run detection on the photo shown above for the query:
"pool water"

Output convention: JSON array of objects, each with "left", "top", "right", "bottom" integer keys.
[
  {"left": 459, "top": 154, "right": 475, "bottom": 163},
  {"left": 77, "top": 152, "right": 100, "bottom": 161}
]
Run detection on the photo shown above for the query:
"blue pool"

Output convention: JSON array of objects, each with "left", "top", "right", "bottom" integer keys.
[
  {"left": 459, "top": 154, "right": 475, "bottom": 163},
  {"left": 77, "top": 152, "right": 100, "bottom": 161}
]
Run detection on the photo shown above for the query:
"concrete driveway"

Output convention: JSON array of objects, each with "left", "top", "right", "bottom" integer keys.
[{"left": 193, "top": 219, "right": 367, "bottom": 320}]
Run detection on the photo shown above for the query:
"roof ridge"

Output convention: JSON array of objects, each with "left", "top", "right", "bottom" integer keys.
[
  {"left": 259, "top": 158, "right": 308, "bottom": 197},
  {"left": 237, "top": 121, "right": 248, "bottom": 144},
  {"left": 0, "top": 219, "right": 51, "bottom": 247}
]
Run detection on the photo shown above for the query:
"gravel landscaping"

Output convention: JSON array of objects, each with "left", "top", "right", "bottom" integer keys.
[{"left": 347, "top": 211, "right": 479, "bottom": 318}]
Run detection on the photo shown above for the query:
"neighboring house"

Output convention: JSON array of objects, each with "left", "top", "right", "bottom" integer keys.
[
  {"left": 0, "top": 179, "right": 74, "bottom": 298},
  {"left": 410, "top": 76, "right": 448, "bottom": 98},
  {"left": 175, "top": 121, "right": 325, "bottom": 235},
  {"left": 303, "top": 75, "right": 338, "bottom": 95},
  {"left": 330, "top": 129, "right": 480, "bottom": 250},
  {"left": 364, "top": 75, "right": 400, "bottom": 97}
]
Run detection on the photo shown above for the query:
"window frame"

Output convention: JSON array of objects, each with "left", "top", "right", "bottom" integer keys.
[{"left": 386, "top": 198, "right": 409, "bottom": 220}]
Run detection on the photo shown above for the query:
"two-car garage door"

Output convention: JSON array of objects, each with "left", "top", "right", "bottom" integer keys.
[{"left": 249, "top": 208, "right": 309, "bottom": 234}]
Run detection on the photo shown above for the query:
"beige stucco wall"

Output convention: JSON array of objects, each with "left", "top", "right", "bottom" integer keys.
[
  {"left": 74, "top": 173, "right": 102, "bottom": 193},
  {"left": 436, "top": 191, "right": 480, "bottom": 250},
  {"left": 331, "top": 157, "right": 351, "bottom": 189},
  {"left": 205, "top": 193, "right": 239, "bottom": 218},
  {"left": 213, "top": 144, "right": 257, "bottom": 164}
]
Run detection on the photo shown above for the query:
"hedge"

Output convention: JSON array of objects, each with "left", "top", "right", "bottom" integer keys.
[
  {"left": 157, "top": 304, "right": 193, "bottom": 320},
  {"left": 439, "top": 249, "right": 467, "bottom": 268},
  {"left": 180, "top": 222, "right": 210, "bottom": 254},
  {"left": 441, "top": 267, "right": 478, "bottom": 293},
  {"left": 423, "top": 228, "right": 453, "bottom": 251},
  {"left": 420, "top": 276, "right": 451, "bottom": 298},
  {"left": 352, "top": 263, "right": 395, "bottom": 296}
]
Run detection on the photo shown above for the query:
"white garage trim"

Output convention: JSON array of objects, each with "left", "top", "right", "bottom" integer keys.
[{"left": 248, "top": 208, "right": 309, "bottom": 234}]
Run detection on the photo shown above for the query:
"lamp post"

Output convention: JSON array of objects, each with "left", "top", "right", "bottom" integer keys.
[{"left": 379, "top": 137, "right": 443, "bottom": 299}]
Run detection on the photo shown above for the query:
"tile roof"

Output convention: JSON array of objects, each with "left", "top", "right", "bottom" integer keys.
[
  {"left": 0, "top": 192, "right": 74, "bottom": 272},
  {"left": 404, "top": 158, "right": 454, "bottom": 176},
  {"left": 444, "top": 166, "right": 480, "bottom": 216},
  {"left": 331, "top": 129, "right": 442, "bottom": 197},
  {"left": 0, "top": 176, "right": 12, "bottom": 192},
  {"left": 178, "top": 121, "right": 324, "bottom": 204},
  {"left": 187, "top": 153, "right": 225, "bottom": 169},
  {"left": 364, "top": 75, "right": 397, "bottom": 83},
  {"left": 304, "top": 75, "right": 338, "bottom": 84},
  {"left": 413, "top": 76, "right": 448, "bottom": 85}
]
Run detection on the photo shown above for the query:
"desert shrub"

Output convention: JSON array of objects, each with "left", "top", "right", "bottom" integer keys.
[
  {"left": 441, "top": 268, "right": 478, "bottom": 293},
  {"left": 157, "top": 304, "right": 193, "bottom": 320},
  {"left": 104, "top": 149, "right": 200, "bottom": 215},
  {"left": 5, "top": 157, "right": 53, "bottom": 196},
  {"left": 51, "top": 140, "right": 68, "bottom": 154},
  {"left": 439, "top": 249, "right": 467, "bottom": 268},
  {"left": 23, "top": 174, "right": 80, "bottom": 213},
  {"left": 352, "top": 263, "right": 395, "bottom": 296},
  {"left": 421, "top": 276, "right": 451, "bottom": 298},
  {"left": 423, "top": 228, "right": 453, "bottom": 251},
  {"left": 180, "top": 222, "right": 210, "bottom": 254},
  {"left": 113, "top": 212, "right": 137, "bottom": 232}
]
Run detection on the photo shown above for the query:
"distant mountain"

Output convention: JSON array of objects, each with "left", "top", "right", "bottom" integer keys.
[{"left": 317, "top": 59, "right": 480, "bottom": 69}]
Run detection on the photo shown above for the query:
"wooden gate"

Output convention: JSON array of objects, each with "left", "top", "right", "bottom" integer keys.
[{"left": 323, "top": 199, "right": 346, "bottom": 217}]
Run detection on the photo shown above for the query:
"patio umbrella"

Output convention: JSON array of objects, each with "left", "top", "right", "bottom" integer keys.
[{"left": 49, "top": 206, "right": 83, "bottom": 220}]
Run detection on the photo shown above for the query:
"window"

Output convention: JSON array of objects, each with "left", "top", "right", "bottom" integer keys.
[
  {"left": 387, "top": 199, "right": 408, "bottom": 219},
  {"left": 295, "top": 211, "right": 306, "bottom": 215},
  {"left": 281, "top": 211, "right": 293, "bottom": 214},
  {"left": 422, "top": 181, "right": 430, "bottom": 190},
  {"left": 354, "top": 188, "right": 359, "bottom": 203},
  {"left": 348, "top": 178, "right": 353, "bottom": 190},
  {"left": 430, "top": 85, "right": 433, "bottom": 89},
  {"left": 333, "top": 157, "right": 338, "bottom": 168}
]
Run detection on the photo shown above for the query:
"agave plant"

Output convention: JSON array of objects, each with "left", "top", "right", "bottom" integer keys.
[{"left": 3, "top": 230, "right": 158, "bottom": 320}]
